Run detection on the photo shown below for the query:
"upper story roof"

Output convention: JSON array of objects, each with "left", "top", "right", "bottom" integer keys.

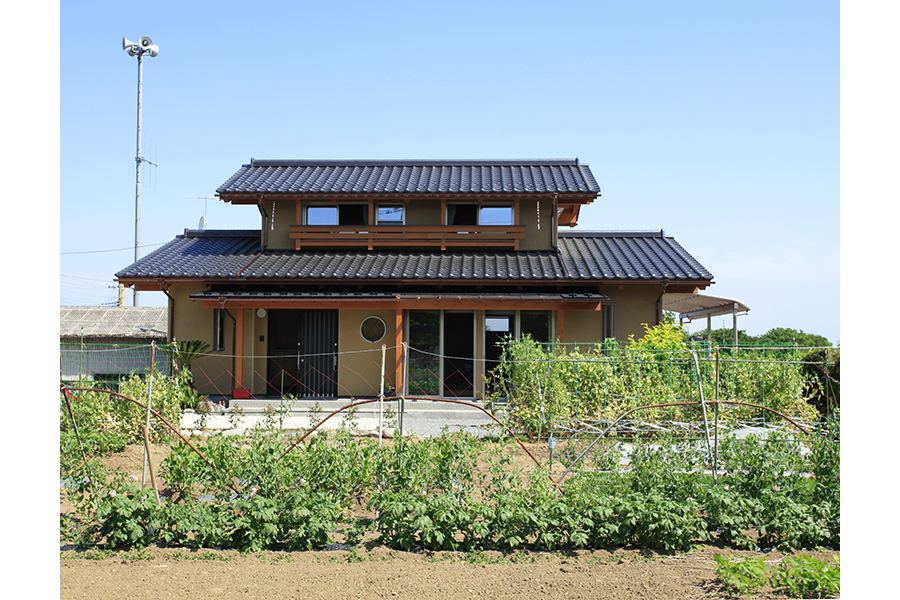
[
  {"left": 115, "top": 229, "right": 712, "bottom": 284},
  {"left": 216, "top": 159, "right": 600, "bottom": 197}
]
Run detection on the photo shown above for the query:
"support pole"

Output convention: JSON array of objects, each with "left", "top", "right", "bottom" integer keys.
[
  {"left": 733, "top": 303, "right": 738, "bottom": 346},
  {"left": 143, "top": 425, "right": 161, "bottom": 505},
  {"left": 133, "top": 52, "right": 144, "bottom": 307},
  {"left": 400, "top": 342, "right": 408, "bottom": 437},
  {"left": 714, "top": 347, "right": 720, "bottom": 484},
  {"left": 141, "top": 341, "right": 155, "bottom": 488},
  {"left": 379, "top": 344, "right": 386, "bottom": 446}
]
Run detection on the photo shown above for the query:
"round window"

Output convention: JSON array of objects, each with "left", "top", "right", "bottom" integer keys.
[{"left": 360, "top": 316, "right": 386, "bottom": 344}]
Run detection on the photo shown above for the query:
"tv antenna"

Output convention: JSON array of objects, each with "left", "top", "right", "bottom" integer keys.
[{"left": 183, "top": 196, "right": 215, "bottom": 230}]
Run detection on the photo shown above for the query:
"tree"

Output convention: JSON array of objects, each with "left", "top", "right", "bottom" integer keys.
[
  {"left": 689, "top": 327, "right": 758, "bottom": 345},
  {"left": 757, "top": 327, "right": 831, "bottom": 348}
]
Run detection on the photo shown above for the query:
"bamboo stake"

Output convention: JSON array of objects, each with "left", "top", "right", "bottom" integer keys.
[
  {"left": 143, "top": 425, "right": 161, "bottom": 505},
  {"left": 141, "top": 341, "right": 156, "bottom": 488},
  {"left": 379, "top": 344, "right": 386, "bottom": 446}
]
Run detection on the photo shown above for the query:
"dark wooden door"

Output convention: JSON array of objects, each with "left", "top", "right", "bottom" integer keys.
[{"left": 267, "top": 309, "right": 338, "bottom": 397}]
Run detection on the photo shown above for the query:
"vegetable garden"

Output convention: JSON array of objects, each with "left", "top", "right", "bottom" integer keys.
[{"left": 60, "top": 325, "right": 840, "bottom": 597}]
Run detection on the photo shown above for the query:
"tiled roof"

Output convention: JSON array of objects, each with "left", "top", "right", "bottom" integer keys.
[
  {"left": 116, "top": 230, "right": 262, "bottom": 279},
  {"left": 216, "top": 159, "right": 600, "bottom": 196},
  {"left": 116, "top": 230, "right": 564, "bottom": 281},
  {"left": 116, "top": 230, "right": 713, "bottom": 283},
  {"left": 59, "top": 306, "right": 168, "bottom": 339},
  {"left": 558, "top": 231, "right": 714, "bottom": 281}
]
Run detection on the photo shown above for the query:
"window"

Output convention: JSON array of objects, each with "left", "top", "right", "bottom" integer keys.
[
  {"left": 479, "top": 206, "right": 513, "bottom": 226},
  {"left": 485, "top": 315, "right": 512, "bottom": 333},
  {"left": 339, "top": 204, "right": 367, "bottom": 225},
  {"left": 305, "top": 204, "right": 368, "bottom": 225},
  {"left": 306, "top": 205, "right": 337, "bottom": 226},
  {"left": 447, "top": 204, "right": 513, "bottom": 226},
  {"left": 520, "top": 311, "right": 551, "bottom": 343},
  {"left": 213, "top": 308, "right": 226, "bottom": 351},
  {"left": 447, "top": 204, "right": 477, "bottom": 226},
  {"left": 377, "top": 205, "right": 404, "bottom": 225},
  {"left": 602, "top": 304, "right": 615, "bottom": 341},
  {"left": 360, "top": 315, "right": 386, "bottom": 343}
]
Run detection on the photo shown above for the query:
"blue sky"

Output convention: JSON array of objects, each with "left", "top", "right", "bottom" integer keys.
[{"left": 56, "top": 0, "right": 840, "bottom": 342}]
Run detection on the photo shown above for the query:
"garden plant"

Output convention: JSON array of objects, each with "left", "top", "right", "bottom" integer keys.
[{"left": 60, "top": 325, "right": 839, "bottom": 597}]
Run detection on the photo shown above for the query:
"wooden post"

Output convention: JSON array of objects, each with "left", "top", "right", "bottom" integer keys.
[
  {"left": 556, "top": 310, "right": 565, "bottom": 344},
  {"left": 234, "top": 308, "right": 245, "bottom": 391}
]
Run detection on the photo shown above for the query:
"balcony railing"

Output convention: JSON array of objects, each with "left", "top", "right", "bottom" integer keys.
[{"left": 290, "top": 224, "right": 526, "bottom": 250}]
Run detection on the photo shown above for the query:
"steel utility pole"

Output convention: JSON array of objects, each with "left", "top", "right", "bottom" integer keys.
[{"left": 122, "top": 36, "right": 159, "bottom": 306}]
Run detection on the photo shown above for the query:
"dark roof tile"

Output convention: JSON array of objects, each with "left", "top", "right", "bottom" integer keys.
[
  {"left": 558, "top": 231, "right": 713, "bottom": 281},
  {"left": 116, "top": 230, "right": 712, "bottom": 283},
  {"left": 216, "top": 159, "right": 600, "bottom": 196}
]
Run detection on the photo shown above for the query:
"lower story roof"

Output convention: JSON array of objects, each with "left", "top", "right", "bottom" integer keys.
[{"left": 115, "top": 229, "right": 713, "bottom": 285}]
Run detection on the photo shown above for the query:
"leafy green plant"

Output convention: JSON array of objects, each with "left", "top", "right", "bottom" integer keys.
[
  {"left": 773, "top": 554, "right": 840, "bottom": 598},
  {"left": 714, "top": 553, "right": 840, "bottom": 598},
  {"left": 713, "top": 554, "right": 772, "bottom": 596},
  {"left": 485, "top": 328, "right": 817, "bottom": 438},
  {"left": 160, "top": 340, "right": 211, "bottom": 376}
]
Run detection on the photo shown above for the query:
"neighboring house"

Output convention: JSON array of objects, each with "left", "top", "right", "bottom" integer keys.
[
  {"left": 115, "top": 159, "right": 714, "bottom": 399},
  {"left": 59, "top": 306, "right": 169, "bottom": 382}
]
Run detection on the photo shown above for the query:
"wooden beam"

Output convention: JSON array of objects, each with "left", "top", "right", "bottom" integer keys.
[{"left": 556, "top": 310, "right": 565, "bottom": 343}]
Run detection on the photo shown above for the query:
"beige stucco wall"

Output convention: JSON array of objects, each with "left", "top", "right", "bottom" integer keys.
[
  {"left": 168, "top": 284, "right": 236, "bottom": 396},
  {"left": 337, "top": 309, "right": 399, "bottom": 397},
  {"left": 517, "top": 197, "right": 553, "bottom": 250},
  {"left": 264, "top": 198, "right": 295, "bottom": 249},
  {"left": 405, "top": 200, "right": 440, "bottom": 226},
  {"left": 559, "top": 286, "right": 663, "bottom": 348},
  {"left": 603, "top": 285, "right": 664, "bottom": 341},
  {"left": 560, "top": 309, "right": 606, "bottom": 349}
]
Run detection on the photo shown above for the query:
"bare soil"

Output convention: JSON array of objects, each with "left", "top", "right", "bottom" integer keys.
[{"left": 60, "top": 442, "right": 838, "bottom": 600}]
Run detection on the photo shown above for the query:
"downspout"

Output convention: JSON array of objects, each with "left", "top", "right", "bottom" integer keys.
[
  {"left": 156, "top": 278, "right": 174, "bottom": 345},
  {"left": 551, "top": 193, "right": 558, "bottom": 250},
  {"left": 256, "top": 194, "right": 269, "bottom": 250},
  {"left": 656, "top": 278, "right": 669, "bottom": 326},
  {"left": 656, "top": 230, "right": 668, "bottom": 326}
]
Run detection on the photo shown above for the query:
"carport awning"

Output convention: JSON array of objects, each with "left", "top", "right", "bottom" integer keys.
[{"left": 662, "top": 293, "right": 749, "bottom": 322}]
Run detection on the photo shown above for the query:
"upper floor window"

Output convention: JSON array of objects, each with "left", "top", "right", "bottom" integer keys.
[
  {"left": 479, "top": 206, "right": 513, "bottom": 226},
  {"left": 377, "top": 205, "right": 404, "bottom": 225},
  {"left": 447, "top": 204, "right": 513, "bottom": 226},
  {"left": 306, "top": 204, "right": 367, "bottom": 225}
]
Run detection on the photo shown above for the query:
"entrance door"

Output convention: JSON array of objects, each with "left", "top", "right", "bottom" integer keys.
[
  {"left": 443, "top": 312, "right": 474, "bottom": 397},
  {"left": 267, "top": 309, "right": 339, "bottom": 397}
]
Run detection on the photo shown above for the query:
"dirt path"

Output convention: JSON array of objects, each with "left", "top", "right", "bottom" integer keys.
[{"left": 61, "top": 543, "right": 730, "bottom": 600}]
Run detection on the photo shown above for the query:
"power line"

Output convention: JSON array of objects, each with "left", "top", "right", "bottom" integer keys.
[{"left": 60, "top": 241, "right": 167, "bottom": 256}]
